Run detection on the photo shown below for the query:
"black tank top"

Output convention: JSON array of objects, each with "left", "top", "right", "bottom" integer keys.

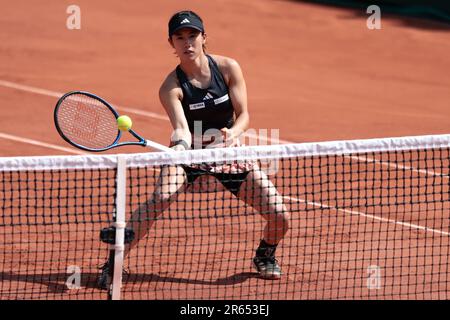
[{"left": 176, "top": 55, "right": 234, "bottom": 135}]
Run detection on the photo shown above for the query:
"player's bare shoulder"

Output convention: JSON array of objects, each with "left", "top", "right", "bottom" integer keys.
[{"left": 210, "top": 54, "right": 241, "bottom": 83}]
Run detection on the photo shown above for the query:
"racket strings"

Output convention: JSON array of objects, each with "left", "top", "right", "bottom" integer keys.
[{"left": 56, "top": 94, "right": 119, "bottom": 149}]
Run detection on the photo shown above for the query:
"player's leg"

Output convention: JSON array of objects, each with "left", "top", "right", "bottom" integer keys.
[
  {"left": 236, "top": 168, "right": 290, "bottom": 279},
  {"left": 98, "top": 165, "right": 187, "bottom": 289},
  {"left": 125, "top": 164, "right": 188, "bottom": 256}
]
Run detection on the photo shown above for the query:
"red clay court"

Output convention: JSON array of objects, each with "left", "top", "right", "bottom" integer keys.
[{"left": 1, "top": 0, "right": 450, "bottom": 300}]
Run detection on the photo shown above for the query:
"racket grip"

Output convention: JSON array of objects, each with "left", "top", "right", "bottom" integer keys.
[{"left": 145, "top": 140, "right": 174, "bottom": 152}]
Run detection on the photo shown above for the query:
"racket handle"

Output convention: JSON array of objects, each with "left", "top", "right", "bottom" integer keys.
[{"left": 145, "top": 140, "right": 174, "bottom": 152}]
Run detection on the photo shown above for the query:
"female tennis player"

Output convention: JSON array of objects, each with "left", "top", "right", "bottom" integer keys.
[{"left": 98, "top": 10, "right": 290, "bottom": 288}]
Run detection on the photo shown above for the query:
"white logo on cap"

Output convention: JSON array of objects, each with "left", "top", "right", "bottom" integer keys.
[{"left": 180, "top": 18, "right": 190, "bottom": 24}]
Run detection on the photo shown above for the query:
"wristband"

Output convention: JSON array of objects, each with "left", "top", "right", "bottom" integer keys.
[{"left": 172, "top": 139, "right": 191, "bottom": 150}]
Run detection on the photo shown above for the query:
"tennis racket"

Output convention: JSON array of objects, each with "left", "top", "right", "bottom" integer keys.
[{"left": 54, "top": 91, "right": 172, "bottom": 152}]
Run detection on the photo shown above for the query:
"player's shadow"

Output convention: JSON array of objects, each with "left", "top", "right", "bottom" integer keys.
[
  {"left": 0, "top": 271, "right": 103, "bottom": 295},
  {"left": 126, "top": 271, "right": 257, "bottom": 286},
  {"left": 0, "top": 270, "right": 257, "bottom": 296}
]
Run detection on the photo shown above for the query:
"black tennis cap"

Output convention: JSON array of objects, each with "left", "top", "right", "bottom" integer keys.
[{"left": 168, "top": 11, "right": 204, "bottom": 37}]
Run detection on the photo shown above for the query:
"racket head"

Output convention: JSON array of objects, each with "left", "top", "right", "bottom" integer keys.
[{"left": 54, "top": 91, "right": 122, "bottom": 152}]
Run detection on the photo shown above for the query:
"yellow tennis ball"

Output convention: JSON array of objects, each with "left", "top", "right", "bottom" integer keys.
[{"left": 117, "top": 115, "right": 132, "bottom": 131}]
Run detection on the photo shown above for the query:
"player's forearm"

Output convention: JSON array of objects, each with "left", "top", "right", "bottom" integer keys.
[{"left": 231, "top": 110, "right": 249, "bottom": 138}]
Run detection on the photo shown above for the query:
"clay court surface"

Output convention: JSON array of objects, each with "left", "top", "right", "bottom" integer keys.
[{"left": 1, "top": 0, "right": 450, "bottom": 299}]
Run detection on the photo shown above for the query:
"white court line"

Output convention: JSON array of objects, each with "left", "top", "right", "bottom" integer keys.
[
  {"left": 0, "top": 79, "right": 63, "bottom": 98},
  {"left": 0, "top": 132, "right": 85, "bottom": 155},
  {"left": 283, "top": 195, "right": 450, "bottom": 237},
  {"left": 2, "top": 79, "right": 449, "bottom": 236},
  {"left": 0, "top": 79, "right": 447, "bottom": 180},
  {"left": 350, "top": 155, "right": 448, "bottom": 179},
  {"left": 0, "top": 79, "right": 291, "bottom": 144}
]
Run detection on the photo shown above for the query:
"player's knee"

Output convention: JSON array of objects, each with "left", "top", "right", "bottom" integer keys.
[{"left": 270, "top": 207, "right": 290, "bottom": 232}]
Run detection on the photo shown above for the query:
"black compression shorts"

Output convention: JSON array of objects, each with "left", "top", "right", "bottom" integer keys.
[{"left": 182, "top": 165, "right": 251, "bottom": 197}]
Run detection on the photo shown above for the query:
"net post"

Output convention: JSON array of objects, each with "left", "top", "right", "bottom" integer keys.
[{"left": 111, "top": 155, "right": 127, "bottom": 300}]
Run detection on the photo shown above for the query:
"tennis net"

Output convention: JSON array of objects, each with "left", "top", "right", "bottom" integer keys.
[{"left": 1, "top": 134, "right": 449, "bottom": 300}]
